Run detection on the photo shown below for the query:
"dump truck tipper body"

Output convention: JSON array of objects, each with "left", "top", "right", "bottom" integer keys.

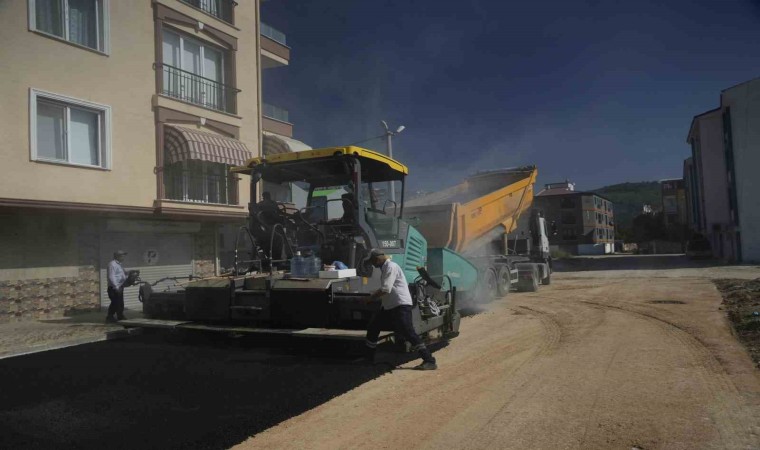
[{"left": 405, "top": 166, "right": 551, "bottom": 299}]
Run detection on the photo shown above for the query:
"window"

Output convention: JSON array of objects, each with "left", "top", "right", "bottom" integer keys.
[
  {"left": 560, "top": 197, "right": 575, "bottom": 209},
  {"left": 31, "top": 89, "right": 110, "bottom": 169},
  {"left": 29, "top": 0, "right": 109, "bottom": 52},
  {"left": 562, "top": 228, "right": 576, "bottom": 241},
  {"left": 161, "top": 29, "right": 230, "bottom": 112},
  {"left": 164, "top": 160, "right": 237, "bottom": 205},
  {"left": 561, "top": 212, "right": 576, "bottom": 224}
]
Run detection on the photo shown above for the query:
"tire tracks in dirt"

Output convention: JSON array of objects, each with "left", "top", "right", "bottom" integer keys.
[
  {"left": 578, "top": 299, "right": 758, "bottom": 449},
  {"left": 454, "top": 305, "right": 562, "bottom": 450}
]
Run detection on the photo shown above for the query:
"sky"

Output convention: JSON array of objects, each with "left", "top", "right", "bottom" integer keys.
[{"left": 261, "top": 0, "right": 760, "bottom": 194}]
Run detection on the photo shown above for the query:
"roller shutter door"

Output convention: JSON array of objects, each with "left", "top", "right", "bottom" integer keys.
[{"left": 100, "top": 233, "right": 194, "bottom": 311}]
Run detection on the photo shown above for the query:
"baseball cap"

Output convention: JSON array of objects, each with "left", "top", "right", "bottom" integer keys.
[
  {"left": 369, "top": 248, "right": 385, "bottom": 258},
  {"left": 114, "top": 250, "right": 128, "bottom": 258}
]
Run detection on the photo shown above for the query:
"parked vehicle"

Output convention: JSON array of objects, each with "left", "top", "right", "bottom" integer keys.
[{"left": 686, "top": 235, "right": 712, "bottom": 259}]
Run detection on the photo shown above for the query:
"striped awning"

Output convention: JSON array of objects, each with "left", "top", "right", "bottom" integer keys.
[
  {"left": 165, "top": 125, "right": 252, "bottom": 166},
  {"left": 263, "top": 132, "right": 312, "bottom": 156}
]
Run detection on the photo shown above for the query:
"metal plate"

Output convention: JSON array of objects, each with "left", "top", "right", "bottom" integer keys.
[{"left": 119, "top": 318, "right": 193, "bottom": 328}]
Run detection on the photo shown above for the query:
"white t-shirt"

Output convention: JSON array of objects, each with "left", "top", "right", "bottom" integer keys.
[
  {"left": 107, "top": 259, "right": 127, "bottom": 289},
  {"left": 379, "top": 259, "right": 413, "bottom": 309}
]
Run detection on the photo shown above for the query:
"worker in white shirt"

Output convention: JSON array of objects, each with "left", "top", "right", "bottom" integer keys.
[
  {"left": 106, "top": 250, "right": 129, "bottom": 323},
  {"left": 363, "top": 248, "right": 437, "bottom": 370}
]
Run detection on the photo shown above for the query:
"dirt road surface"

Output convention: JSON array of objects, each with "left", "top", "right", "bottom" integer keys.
[{"left": 235, "top": 256, "right": 760, "bottom": 450}]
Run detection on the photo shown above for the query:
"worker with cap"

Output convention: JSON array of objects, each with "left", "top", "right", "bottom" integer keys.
[
  {"left": 363, "top": 248, "right": 438, "bottom": 370},
  {"left": 106, "top": 250, "right": 129, "bottom": 323}
]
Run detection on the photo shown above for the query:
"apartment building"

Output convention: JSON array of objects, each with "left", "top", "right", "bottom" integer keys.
[
  {"left": 660, "top": 179, "right": 687, "bottom": 229},
  {"left": 684, "top": 76, "right": 760, "bottom": 262},
  {"left": 534, "top": 181, "right": 615, "bottom": 255},
  {"left": 0, "top": 0, "right": 292, "bottom": 321}
]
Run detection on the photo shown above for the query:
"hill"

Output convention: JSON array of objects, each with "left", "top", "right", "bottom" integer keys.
[{"left": 592, "top": 181, "right": 661, "bottom": 237}]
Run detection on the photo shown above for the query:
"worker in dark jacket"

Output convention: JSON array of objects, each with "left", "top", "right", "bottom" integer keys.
[
  {"left": 106, "top": 250, "right": 129, "bottom": 323},
  {"left": 363, "top": 248, "right": 437, "bottom": 370}
]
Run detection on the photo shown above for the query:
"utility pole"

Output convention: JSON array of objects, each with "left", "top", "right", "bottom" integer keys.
[{"left": 381, "top": 120, "right": 405, "bottom": 202}]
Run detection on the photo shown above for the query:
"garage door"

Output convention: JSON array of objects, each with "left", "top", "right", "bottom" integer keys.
[{"left": 100, "top": 233, "right": 194, "bottom": 310}]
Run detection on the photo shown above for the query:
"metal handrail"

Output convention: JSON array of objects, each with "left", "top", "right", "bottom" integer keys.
[
  {"left": 233, "top": 226, "right": 262, "bottom": 275},
  {"left": 157, "top": 63, "right": 240, "bottom": 114},
  {"left": 180, "top": 0, "right": 236, "bottom": 23}
]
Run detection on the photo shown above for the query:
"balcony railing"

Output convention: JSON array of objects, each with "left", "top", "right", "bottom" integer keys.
[
  {"left": 159, "top": 63, "right": 239, "bottom": 114},
  {"left": 261, "top": 22, "right": 287, "bottom": 46},
  {"left": 180, "top": 0, "right": 235, "bottom": 23},
  {"left": 164, "top": 167, "right": 239, "bottom": 205},
  {"left": 263, "top": 103, "right": 290, "bottom": 123}
]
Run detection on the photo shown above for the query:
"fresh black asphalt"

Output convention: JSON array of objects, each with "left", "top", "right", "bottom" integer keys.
[{"left": 0, "top": 331, "right": 444, "bottom": 449}]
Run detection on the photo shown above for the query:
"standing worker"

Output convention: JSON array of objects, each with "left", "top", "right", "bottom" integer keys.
[
  {"left": 106, "top": 250, "right": 129, "bottom": 323},
  {"left": 363, "top": 249, "right": 438, "bottom": 370}
]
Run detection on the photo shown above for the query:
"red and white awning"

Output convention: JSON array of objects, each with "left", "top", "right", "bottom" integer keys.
[{"left": 164, "top": 125, "right": 252, "bottom": 166}]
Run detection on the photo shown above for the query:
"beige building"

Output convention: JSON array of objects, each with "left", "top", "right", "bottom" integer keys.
[
  {"left": 534, "top": 181, "right": 615, "bottom": 255},
  {"left": 0, "top": 0, "right": 292, "bottom": 321}
]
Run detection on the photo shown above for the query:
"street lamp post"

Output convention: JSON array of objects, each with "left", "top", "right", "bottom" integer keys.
[{"left": 381, "top": 120, "right": 405, "bottom": 202}]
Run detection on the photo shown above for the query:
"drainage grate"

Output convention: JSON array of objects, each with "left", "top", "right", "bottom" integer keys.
[{"left": 649, "top": 300, "right": 686, "bottom": 305}]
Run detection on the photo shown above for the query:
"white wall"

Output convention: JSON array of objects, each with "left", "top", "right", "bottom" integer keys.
[{"left": 723, "top": 80, "right": 760, "bottom": 262}]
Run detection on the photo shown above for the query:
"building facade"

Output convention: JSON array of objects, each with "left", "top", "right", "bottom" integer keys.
[
  {"left": 534, "top": 182, "right": 615, "bottom": 255},
  {"left": 659, "top": 179, "right": 687, "bottom": 228},
  {"left": 684, "top": 77, "right": 760, "bottom": 262},
  {"left": 0, "top": 0, "right": 293, "bottom": 321}
]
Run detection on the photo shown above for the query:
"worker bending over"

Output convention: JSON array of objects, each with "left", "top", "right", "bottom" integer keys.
[{"left": 364, "top": 248, "right": 438, "bottom": 370}]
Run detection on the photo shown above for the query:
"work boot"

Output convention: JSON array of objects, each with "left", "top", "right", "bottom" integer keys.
[
  {"left": 105, "top": 316, "right": 118, "bottom": 324},
  {"left": 413, "top": 361, "right": 437, "bottom": 371},
  {"left": 117, "top": 315, "right": 127, "bottom": 321}
]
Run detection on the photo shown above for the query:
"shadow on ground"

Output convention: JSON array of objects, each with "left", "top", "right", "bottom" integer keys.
[
  {"left": 553, "top": 254, "right": 733, "bottom": 272},
  {"left": 0, "top": 332, "right": 446, "bottom": 449}
]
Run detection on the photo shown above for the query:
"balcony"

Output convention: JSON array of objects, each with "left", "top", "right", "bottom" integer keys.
[
  {"left": 163, "top": 162, "right": 239, "bottom": 206},
  {"left": 261, "top": 22, "right": 290, "bottom": 68},
  {"left": 159, "top": 63, "right": 239, "bottom": 114},
  {"left": 261, "top": 22, "right": 286, "bottom": 45},
  {"left": 180, "top": 0, "right": 236, "bottom": 24},
  {"left": 262, "top": 103, "right": 292, "bottom": 137}
]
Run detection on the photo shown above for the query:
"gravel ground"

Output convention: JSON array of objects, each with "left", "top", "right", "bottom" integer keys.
[{"left": 0, "top": 311, "right": 128, "bottom": 359}]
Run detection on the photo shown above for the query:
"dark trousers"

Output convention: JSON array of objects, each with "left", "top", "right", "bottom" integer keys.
[
  {"left": 365, "top": 305, "right": 436, "bottom": 363},
  {"left": 107, "top": 287, "right": 125, "bottom": 319}
]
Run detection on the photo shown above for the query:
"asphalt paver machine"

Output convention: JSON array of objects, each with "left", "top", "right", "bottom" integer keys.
[{"left": 133, "top": 146, "right": 463, "bottom": 343}]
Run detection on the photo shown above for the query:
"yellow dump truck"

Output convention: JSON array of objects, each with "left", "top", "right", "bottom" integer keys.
[{"left": 404, "top": 166, "right": 552, "bottom": 301}]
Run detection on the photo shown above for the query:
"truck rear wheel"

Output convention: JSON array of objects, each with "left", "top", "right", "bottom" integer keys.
[
  {"left": 540, "top": 260, "right": 551, "bottom": 285},
  {"left": 484, "top": 268, "right": 498, "bottom": 301},
  {"left": 515, "top": 263, "right": 539, "bottom": 292},
  {"left": 496, "top": 266, "right": 511, "bottom": 297},
  {"left": 528, "top": 270, "right": 539, "bottom": 291}
]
